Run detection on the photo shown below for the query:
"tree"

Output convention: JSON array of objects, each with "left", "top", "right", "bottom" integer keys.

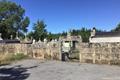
[
  {"left": 70, "top": 28, "right": 91, "bottom": 42},
  {"left": 61, "top": 31, "right": 67, "bottom": 36},
  {"left": 47, "top": 32, "right": 61, "bottom": 41},
  {"left": 71, "top": 29, "right": 80, "bottom": 36},
  {"left": 71, "top": 27, "right": 104, "bottom": 42},
  {"left": 0, "top": 0, "right": 30, "bottom": 39},
  {"left": 27, "top": 31, "right": 34, "bottom": 40},
  {"left": 33, "top": 20, "right": 47, "bottom": 41},
  {"left": 79, "top": 28, "right": 91, "bottom": 42}
]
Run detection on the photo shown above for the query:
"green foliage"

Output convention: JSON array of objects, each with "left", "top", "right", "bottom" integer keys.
[
  {"left": 27, "top": 26, "right": 104, "bottom": 42},
  {"left": 71, "top": 27, "right": 103, "bottom": 42},
  {"left": 46, "top": 31, "right": 67, "bottom": 41},
  {"left": 61, "top": 31, "right": 67, "bottom": 36},
  {"left": 0, "top": 0, "right": 30, "bottom": 39},
  {"left": 27, "top": 31, "right": 34, "bottom": 40},
  {"left": 47, "top": 32, "right": 61, "bottom": 41},
  {"left": 9, "top": 53, "right": 28, "bottom": 61},
  {"left": 79, "top": 28, "right": 91, "bottom": 42},
  {"left": 11, "top": 53, "right": 27, "bottom": 60},
  {"left": 0, "top": 53, "right": 28, "bottom": 65},
  {"left": 71, "top": 28, "right": 91, "bottom": 42},
  {"left": 29, "top": 20, "right": 47, "bottom": 41}
]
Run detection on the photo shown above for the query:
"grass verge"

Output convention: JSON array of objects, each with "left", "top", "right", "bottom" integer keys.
[{"left": 0, "top": 53, "right": 29, "bottom": 65}]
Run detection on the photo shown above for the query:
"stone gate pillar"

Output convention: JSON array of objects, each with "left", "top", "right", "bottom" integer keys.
[{"left": 59, "top": 40, "right": 62, "bottom": 61}]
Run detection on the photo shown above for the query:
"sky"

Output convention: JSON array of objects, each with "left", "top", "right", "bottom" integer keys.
[{"left": 9, "top": 0, "right": 120, "bottom": 33}]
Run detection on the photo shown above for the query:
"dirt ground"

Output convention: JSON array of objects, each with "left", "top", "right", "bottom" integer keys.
[{"left": 0, "top": 59, "right": 120, "bottom": 80}]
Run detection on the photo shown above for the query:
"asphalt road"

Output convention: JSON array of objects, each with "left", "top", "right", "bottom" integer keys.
[{"left": 0, "top": 59, "right": 120, "bottom": 80}]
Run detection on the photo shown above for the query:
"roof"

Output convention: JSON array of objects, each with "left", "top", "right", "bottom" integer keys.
[
  {"left": 61, "top": 36, "right": 80, "bottom": 41},
  {"left": 93, "top": 31, "right": 120, "bottom": 38},
  {"left": 0, "top": 39, "right": 20, "bottom": 43}
]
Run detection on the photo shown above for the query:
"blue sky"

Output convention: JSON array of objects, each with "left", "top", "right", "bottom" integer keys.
[{"left": 10, "top": 0, "right": 120, "bottom": 33}]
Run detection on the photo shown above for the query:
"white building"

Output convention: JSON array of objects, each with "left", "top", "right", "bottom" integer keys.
[{"left": 89, "top": 28, "right": 120, "bottom": 43}]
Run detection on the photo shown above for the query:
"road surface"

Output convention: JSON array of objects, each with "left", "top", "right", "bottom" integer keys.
[{"left": 0, "top": 59, "right": 120, "bottom": 80}]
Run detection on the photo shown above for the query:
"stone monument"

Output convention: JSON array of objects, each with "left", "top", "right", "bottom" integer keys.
[
  {"left": 0, "top": 33, "right": 3, "bottom": 40},
  {"left": 38, "top": 38, "right": 42, "bottom": 43},
  {"left": 44, "top": 38, "right": 47, "bottom": 44},
  {"left": 10, "top": 35, "right": 13, "bottom": 40},
  {"left": 32, "top": 39, "right": 36, "bottom": 44},
  {"left": 16, "top": 32, "right": 20, "bottom": 40}
]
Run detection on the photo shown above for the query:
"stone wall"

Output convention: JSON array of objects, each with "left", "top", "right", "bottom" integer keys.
[
  {"left": 79, "top": 43, "right": 120, "bottom": 64},
  {"left": 0, "top": 41, "right": 61, "bottom": 60},
  {"left": 31, "top": 42, "right": 60, "bottom": 60},
  {"left": 0, "top": 43, "right": 28, "bottom": 55},
  {"left": 1, "top": 41, "right": 120, "bottom": 64}
]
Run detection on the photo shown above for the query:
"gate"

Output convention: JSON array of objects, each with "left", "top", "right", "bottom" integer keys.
[{"left": 60, "top": 40, "right": 80, "bottom": 61}]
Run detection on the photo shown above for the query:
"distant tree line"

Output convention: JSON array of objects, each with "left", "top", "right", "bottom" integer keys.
[{"left": 0, "top": 0, "right": 120, "bottom": 42}]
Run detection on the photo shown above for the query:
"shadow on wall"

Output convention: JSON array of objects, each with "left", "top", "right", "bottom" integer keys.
[{"left": 0, "top": 65, "right": 38, "bottom": 80}]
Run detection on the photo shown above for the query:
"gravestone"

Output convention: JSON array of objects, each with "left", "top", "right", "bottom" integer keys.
[
  {"left": 32, "top": 39, "right": 36, "bottom": 44},
  {"left": 38, "top": 39, "right": 42, "bottom": 43},
  {"left": 54, "top": 39, "right": 57, "bottom": 42},
  {"left": 10, "top": 35, "right": 13, "bottom": 40},
  {"left": 16, "top": 32, "right": 20, "bottom": 40},
  {"left": 0, "top": 33, "right": 3, "bottom": 40},
  {"left": 44, "top": 38, "right": 47, "bottom": 44}
]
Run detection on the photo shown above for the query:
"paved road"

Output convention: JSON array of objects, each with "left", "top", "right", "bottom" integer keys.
[{"left": 0, "top": 59, "right": 120, "bottom": 80}]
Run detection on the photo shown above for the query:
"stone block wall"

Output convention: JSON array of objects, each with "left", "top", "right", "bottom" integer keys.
[
  {"left": 0, "top": 43, "right": 28, "bottom": 55},
  {"left": 0, "top": 42, "right": 61, "bottom": 60},
  {"left": 1, "top": 41, "right": 120, "bottom": 64},
  {"left": 79, "top": 43, "right": 120, "bottom": 64}
]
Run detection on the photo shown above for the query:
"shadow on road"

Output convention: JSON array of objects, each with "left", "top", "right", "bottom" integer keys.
[{"left": 0, "top": 65, "right": 38, "bottom": 80}]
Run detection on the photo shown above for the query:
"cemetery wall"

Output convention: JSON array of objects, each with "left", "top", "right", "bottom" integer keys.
[
  {"left": 0, "top": 42, "right": 60, "bottom": 60},
  {"left": 79, "top": 43, "right": 120, "bottom": 64},
  {"left": 1, "top": 41, "right": 120, "bottom": 64}
]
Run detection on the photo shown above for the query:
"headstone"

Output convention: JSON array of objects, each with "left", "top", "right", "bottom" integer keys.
[
  {"left": 0, "top": 33, "right": 3, "bottom": 40},
  {"left": 51, "top": 39, "right": 54, "bottom": 42},
  {"left": 59, "top": 36, "right": 62, "bottom": 42},
  {"left": 55, "top": 39, "right": 57, "bottom": 42},
  {"left": 32, "top": 39, "right": 36, "bottom": 44},
  {"left": 38, "top": 39, "right": 42, "bottom": 43},
  {"left": 16, "top": 32, "right": 20, "bottom": 40},
  {"left": 79, "top": 35, "right": 82, "bottom": 42},
  {"left": 44, "top": 38, "right": 47, "bottom": 44},
  {"left": 10, "top": 35, "right": 13, "bottom": 40}
]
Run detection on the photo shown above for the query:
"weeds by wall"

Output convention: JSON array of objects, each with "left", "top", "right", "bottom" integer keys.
[{"left": 0, "top": 53, "right": 29, "bottom": 65}]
